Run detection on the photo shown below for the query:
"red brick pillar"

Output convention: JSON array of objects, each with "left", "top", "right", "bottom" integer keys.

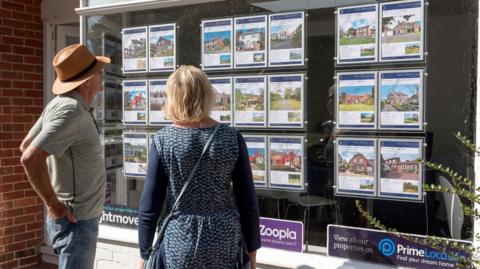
[{"left": 0, "top": 1, "right": 45, "bottom": 268}]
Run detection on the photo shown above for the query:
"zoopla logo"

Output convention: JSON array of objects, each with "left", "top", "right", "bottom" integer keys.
[{"left": 379, "top": 238, "right": 396, "bottom": 257}]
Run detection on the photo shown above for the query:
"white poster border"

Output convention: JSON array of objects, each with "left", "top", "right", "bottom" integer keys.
[
  {"left": 268, "top": 135, "right": 305, "bottom": 191},
  {"left": 336, "top": 3, "right": 379, "bottom": 65},
  {"left": 267, "top": 73, "right": 305, "bottom": 128},
  {"left": 147, "top": 23, "right": 177, "bottom": 73},
  {"left": 123, "top": 132, "right": 149, "bottom": 178},
  {"left": 148, "top": 78, "right": 171, "bottom": 126},
  {"left": 334, "top": 137, "right": 377, "bottom": 198},
  {"left": 377, "top": 137, "right": 425, "bottom": 201},
  {"left": 201, "top": 18, "right": 234, "bottom": 71},
  {"left": 234, "top": 14, "right": 268, "bottom": 69},
  {"left": 378, "top": 69, "right": 425, "bottom": 131},
  {"left": 122, "top": 79, "right": 148, "bottom": 126},
  {"left": 233, "top": 75, "right": 268, "bottom": 128},
  {"left": 379, "top": 0, "right": 425, "bottom": 62},
  {"left": 268, "top": 11, "right": 306, "bottom": 67},
  {"left": 122, "top": 26, "right": 148, "bottom": 74},
  {"left": 335, "top": 71, "right": 378, "bottom": 131}
]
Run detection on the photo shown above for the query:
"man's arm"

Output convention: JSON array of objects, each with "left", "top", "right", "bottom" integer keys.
[{"left": 20, "top": 144, "right": 77, "bottom": 223}]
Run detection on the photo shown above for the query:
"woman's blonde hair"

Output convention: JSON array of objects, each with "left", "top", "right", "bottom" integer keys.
[{"left": 164, "top": 65, "right": 214, "bottom": 123}]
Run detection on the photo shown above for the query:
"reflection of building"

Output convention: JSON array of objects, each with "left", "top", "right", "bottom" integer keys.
[
  {"left": 342, "top": 94, "right": 371, "bottom": 104},
  {"left": 349, "top": 153, "right": 374, "bottom": 173},
  {"left": 393, "top": 22, "right": 421, "bottom": 35},
  {"left": 213, "top": 88, "right": 229, "bottom": 106},
  {"left": 155, "top": 37, "right": 173, "bottom": 51},
  {"left": 151, "top": 91, "right": 167, "bottom": 107},
  {"left": 205, "top": 38, "right": 225, "bottom": 51},
  {"left": 238, "top": 31, "right": 264, "bottom": 50}
]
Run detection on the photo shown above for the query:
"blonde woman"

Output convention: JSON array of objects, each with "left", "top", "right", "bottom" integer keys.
[{"left": 138, "top": 66, "right": 261, "bottom": 269}]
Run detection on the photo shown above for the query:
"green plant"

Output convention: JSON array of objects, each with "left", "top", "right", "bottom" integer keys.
[{"left": 355, "top": 132, "right": 479, "bottom": 268}]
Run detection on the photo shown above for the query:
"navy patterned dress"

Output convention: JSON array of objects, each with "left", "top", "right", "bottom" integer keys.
[{"left": 138, "top": 124, "right": 261, "bottom": 269}]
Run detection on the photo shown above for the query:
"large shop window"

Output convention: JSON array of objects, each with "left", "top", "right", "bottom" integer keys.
[{"left": 85, "top": 0, "right": 477, "bottom": 253}]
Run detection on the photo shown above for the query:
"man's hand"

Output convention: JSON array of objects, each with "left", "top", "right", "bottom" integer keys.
[
  {"left": 139, "top": 259, "right": 145, "bottom": 269},
  {"left": 47, "top": 200, "right": 77, "bottom": 223}
]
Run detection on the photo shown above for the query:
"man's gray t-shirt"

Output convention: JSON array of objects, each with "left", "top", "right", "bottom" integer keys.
[{"left": 28, "top": 91, "right": 106, "bottom": 220}]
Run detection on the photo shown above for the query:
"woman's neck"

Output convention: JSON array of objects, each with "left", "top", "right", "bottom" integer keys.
[{"left": 173, "top": 117, "right": 218, "bottom": 128}]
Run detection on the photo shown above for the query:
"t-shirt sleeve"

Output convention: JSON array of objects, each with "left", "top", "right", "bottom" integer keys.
[
  {"left": 31, "top": 105, "right": 80, "bottom": 157},
  {"left": 27, "top": 112, "right": 44, "bottom": 139}
]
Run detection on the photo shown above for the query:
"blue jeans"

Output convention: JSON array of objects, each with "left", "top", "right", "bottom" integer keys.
[{"left": 46, "top": 216, "right": 100, "bottom": 269}]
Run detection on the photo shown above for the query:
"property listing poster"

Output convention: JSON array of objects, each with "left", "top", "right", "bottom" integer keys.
[
  {"left": 149, "top": 24, "right": 176, "bottom": 72},
  {"left": 234, "top": 76, "right": 267, "bottom": 127},
  {"left": 244, "top": 135, "right": 267, "bottom": 187},
  {"left": 122, "top": 27, "right": 147, "bottom": 73},
  {"left": 234, "top": 15, "right": 267, "bottom": 68},
  {"left": 268, "top": 74, "right": 304, "bottom": 128},
  {"left": 337, "top": 72, "right": 376, "bottom": 129},
  {"left": 337, "top": 4, "right": 377, "bottom": 64},
  {"left": 269, "top": 136, "right": 304, "bottom": 190},
  {"left": 123, "top": 80, "right": 148, "bottom": 125},
  {"left": 336, "top": 138, "right": 376, "bottom": 197},
  {"left": 380, "top": 0, "right": 424, "bottom": 61},
  {"left": 209, "top": 77, "right": 233, "bottom": 124},
  {"left": 123, "top": 133, "right": 149, "bottom": 177},
  {"left": 379, "top": 139, "right": 423, "bottom": 200},
  {"left": 379, "top": 70, "right": 423, "bottom": 130},
  {"left": 148, "top": 79, "right": 171, "bottom": 125},
  {"left": 202, "top": 19, "right": 233, "bottom": 70},
  {"left": 269, "top": 12, "right": 305, "bottom": 67}
]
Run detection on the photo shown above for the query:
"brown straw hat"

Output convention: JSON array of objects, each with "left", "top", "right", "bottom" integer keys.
[{"left": 52, "top": 44, "right": 111, "bottom": 95}]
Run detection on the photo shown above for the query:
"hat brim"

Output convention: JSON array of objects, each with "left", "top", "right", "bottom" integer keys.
[{"left": 52, "top": 56, "right": 111, "bottom": 95}]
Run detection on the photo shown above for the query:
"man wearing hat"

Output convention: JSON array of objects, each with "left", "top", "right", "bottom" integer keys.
[{"left": 20, "top": 44, "right": 110, "bottom": 269}]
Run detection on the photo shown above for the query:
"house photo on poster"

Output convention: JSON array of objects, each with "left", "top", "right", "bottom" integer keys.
[
  {"left": 209, "top": 77, "right": 233, "bottom": 124},
  {"left": 337, "top": 4, "right": 377, "bottom": 64},
  {"left": 268, "top": 74, "right": 304, "bottom": 128},
  {"left": 202, "top": 18, "right": 233, "bottom": 70},
  {"left": 122, "top": 27, "right": 147, "bottom": 73},
  {"left": 379, "top": 139, "right": 423, "bottom": 200},
  {"left": 269, "top": 136, "right": 304, "bottom": 190},
  {"left": 380, "top": 0, "right": 424, "bottom": 62},
  {"left": 269, "top": 11, "right": 305, "bottom": 67},
  {"left": 336, "top": 72, "right": 376, "bottom": 130},
  {"left": 336, "top": 138, "right": 376, "bottom": 197},
  {"left": 234, "top": 15, "right": 267, "bottom": 68},
  {"left": 234, "top": 76, "right": 267, "bottom": 127},
  {"left": 244, "top": 135, "right": 268, "bottom": 187},
  {"left": 123, "top": 133, "right": 149, "bottom": 177},
  {"left": 379, "top": 70, "right": 424, "bottom": 130},
  {"left": 148, "top": 79, "right": 171, "bottom": 125},
  {"left": 123, "top": 80, "right": 148, "bottom": 125},
  {"left": 149, "top": 24, "right": 176, "bottom": 72}
]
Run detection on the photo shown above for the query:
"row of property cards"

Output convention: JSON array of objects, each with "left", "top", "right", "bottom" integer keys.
[
  {"left": 123, "top": 74, "right": 305, "bottom": 128},
  {"left": 121, "top": 11, "right": 306, "bottom": 73}
]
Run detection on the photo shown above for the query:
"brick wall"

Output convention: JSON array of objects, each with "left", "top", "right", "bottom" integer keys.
[{"left": 0, "top": 0, "right": 44, "bottom": 268}]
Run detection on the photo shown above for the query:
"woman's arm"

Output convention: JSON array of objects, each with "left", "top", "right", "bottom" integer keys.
[
  {"left": 232, "top": 133, "right": 262, "bottom": 261},
  {"left": 138, "top": 141, "right": 168, "bottom": 261}
]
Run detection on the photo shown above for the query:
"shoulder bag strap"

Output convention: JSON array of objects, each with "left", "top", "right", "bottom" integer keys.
[{"left": 150, "top": 124, "right": 221, "bottom": 251}]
